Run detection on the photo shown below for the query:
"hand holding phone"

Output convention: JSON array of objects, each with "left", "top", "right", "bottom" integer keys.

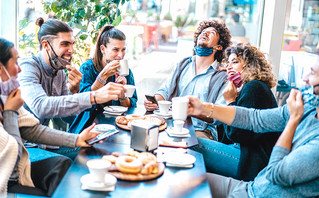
[
  {"left": 145, "top": 94, "right": 158, "bottom": 104},
  {"left": 86, "top": 129, "right": 119, "bottom": 145}
]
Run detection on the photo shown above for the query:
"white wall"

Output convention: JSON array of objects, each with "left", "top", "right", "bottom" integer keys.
[{"left": 0, "top": 0, "right": 18, "bottom": 45}]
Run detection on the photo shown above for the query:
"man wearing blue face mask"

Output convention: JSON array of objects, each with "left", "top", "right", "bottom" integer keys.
[
  {"left": 18, "top": 17, "right": 125, "bottom": 128},
  {"left": 144, "top": 20, "right": 231, "bottom": 140},
  {"left": 186, "top": 57, "right": 319, "bottom": 197}
]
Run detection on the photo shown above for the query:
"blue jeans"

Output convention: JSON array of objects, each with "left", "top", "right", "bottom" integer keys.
[{"left": 191, "top": 137, "right": 240, "bottom": 178}]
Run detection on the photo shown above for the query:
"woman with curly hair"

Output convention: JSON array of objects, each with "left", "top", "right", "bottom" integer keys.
[{"left": 191, "top": 43, "right": 281, "bottom": 181}]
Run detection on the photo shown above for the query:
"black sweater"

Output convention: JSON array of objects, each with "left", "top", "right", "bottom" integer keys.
[{"left": 222, "top": 80, "right": 281, "bottom": 181}]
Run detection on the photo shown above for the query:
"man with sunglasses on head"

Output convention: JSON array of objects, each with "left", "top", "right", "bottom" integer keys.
[{"left": 18, "top": 17, "right": 125, "bottom": 128}]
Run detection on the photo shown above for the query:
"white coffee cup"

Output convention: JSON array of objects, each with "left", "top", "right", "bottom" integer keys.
[
  {"left": 118, "top": 60, "right": 129, "bottom": 76},
  {"left": 172, "top": 97, "right": 189, "bottom": 121},
  {"left": 86, "top": 159, "right": 111, "bottom": 183},
  {"left": 124, "top": 85, "right": 136, "bottom": 98},
  {"left": 173, "top": 120, "right": 184, "bottom": 133},
  {"left": 158, "top": 101, "right": 171, "bottom": 114}
]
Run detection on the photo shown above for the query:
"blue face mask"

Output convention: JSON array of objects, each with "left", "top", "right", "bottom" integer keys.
[
  {"left": 195, "top": 46, "right": 216, "bottom": 56},
  {"left": 301, "top": 86, "right": 319, "bottom": 108}
]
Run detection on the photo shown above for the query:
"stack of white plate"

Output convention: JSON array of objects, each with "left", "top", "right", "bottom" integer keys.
[
  {"left": 165, "top": 153, "right": 196, "bottom": 168},
  {"left": 103, "top": 106, "right": 128, "bottom": 116}
]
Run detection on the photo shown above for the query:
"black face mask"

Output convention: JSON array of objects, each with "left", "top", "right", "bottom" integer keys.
[{"left": 46, "top": 42, "right": 71, "bottom": 70}]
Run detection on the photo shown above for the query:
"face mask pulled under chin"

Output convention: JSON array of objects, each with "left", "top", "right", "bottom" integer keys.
[
  {"left": 228, "top": 72, "right": 243, "bottom": 88},
  {"left": 0, "top": 66, "right": 20, "bottom": 103},
  {"left": 47, "top": 43, "right": 71, "bottom": 70},
  {"left": 301, "top": 85, "right": 319, "bottom": 108}
]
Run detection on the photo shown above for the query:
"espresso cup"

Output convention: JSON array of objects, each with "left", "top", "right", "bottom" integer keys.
[
  {"left": 86, "top": 159, "right": 111, "bottom": 183},
  {"left": 124, "top": 85, "right": 136, "bottom": 98},
  {"left": 158, "top": 101, "right": 171, "bottom": 114},
  {"left": 172, "top": 97, "right": 189, "bottom": 121},
  {"left": 118, "top": 60, "right": 129, "bottom": 76},
  {"left": 173, "top": 120, "right": 184, "bottom": 133}
]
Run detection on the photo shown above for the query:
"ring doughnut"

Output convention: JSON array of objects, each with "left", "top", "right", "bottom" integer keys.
[
  {"left": 138, "top": 152, "right": 157, "bottom": 165},
  {"left": 116, "top": 156, "right": 143, "bottom": 174}
]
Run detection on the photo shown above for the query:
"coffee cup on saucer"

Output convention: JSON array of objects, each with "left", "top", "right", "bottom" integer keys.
[
  {"left": 124, "top": 85, "right": 136, "bottom": 98},
  {"left": 173, "top": 120, "right": 184, "bottom": 133},
  {"left": 86, "top": 159, "right": 111, "bottom": 183},
  {"left": 158, "top": 101, "right": 172, "bottom": 115}
]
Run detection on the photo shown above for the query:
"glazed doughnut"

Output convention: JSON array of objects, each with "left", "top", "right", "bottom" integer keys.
[
  {"left": 126, "top": 114, "right": 145, "bottom": 122},
  {"left": 138, "top": 152, "right": 157, "bottom": 165},
  {"left": 116, "top": 156, "right": 143, "bottom": 174},
  {"left": 116, "top": 116, "right": 128, "bottom": 125},
  {"left": 141, "top": 161, "right": 159, "bottom": 174},
  {"left": 102, "top": 155, "right": 118, "bottom": 164},
  {"left": 127, "top": 150, "right": 140, "bottom": 158}
]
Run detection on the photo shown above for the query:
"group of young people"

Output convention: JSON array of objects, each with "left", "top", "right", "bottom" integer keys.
[{"left": 0, "top": 16, "right": 318, "bottom": 197}]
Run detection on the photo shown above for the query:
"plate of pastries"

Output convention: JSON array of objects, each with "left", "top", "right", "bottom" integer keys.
[
  {"left": 115, "top": 114, "right": 167, "bottom": 131},
  {"left": 102, "top": 150, "right": 165, "bottom": 181}
]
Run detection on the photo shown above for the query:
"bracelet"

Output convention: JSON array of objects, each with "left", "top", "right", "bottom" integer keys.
[
  {"left": 92, "top": 92, "right": 97, "bottom": 104},
  {"left": 119, "top": 97, "right": 127, "bottom": 101},
  {"left": 96, "top": 75, "right": 107, "bottom": 85},
  {"left": 206, "top": 103, "right": 214, "bottom": 118}
]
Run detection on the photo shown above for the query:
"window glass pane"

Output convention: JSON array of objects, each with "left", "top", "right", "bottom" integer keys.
[{"left": 279, "top": 0, "right": 319, "bottom": 90}]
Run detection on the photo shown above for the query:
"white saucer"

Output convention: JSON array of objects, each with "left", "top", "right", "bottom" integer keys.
[
  {"left": 166, "top": 127, "right": 190, "bottom": 137},
  {"left": 165, "top": 153, "right": 196, "bottom": 166},
  {"left": 103, "top": 111, "right": 123, "bottom": 116},
  {"left": 80, "top": 173, "right": 117, "bottom": 191},
  {"left": 93, "top": 124, "right": 115, "bottom": 132},
  {"left": 104, "top": 106, "right": 128, "bottom": 113},
  {"left": 153, "top": 110, "right": 172, "bottom": 117}
]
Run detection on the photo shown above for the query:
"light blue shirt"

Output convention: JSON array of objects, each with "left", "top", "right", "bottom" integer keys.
[{"left": 157, "top": 60, "right": 225, "bottom": 139}]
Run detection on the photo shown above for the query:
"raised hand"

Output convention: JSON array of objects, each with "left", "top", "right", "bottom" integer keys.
[
  {"left": 75, "top": 123, "right": 102, "bottom": 147},
  {"left": 222, "top": 81, "right": 238, "bottom": 104},
  {"left": 66, "top": 65, "right": 83, "bottom": 94},
  {"left": 286, "top": 89, "right": 304, "bottom": 121},
  {"left": 100, "top": 60, "right": 120, "bottom": 79},
  {"left": 187, "top": 96, "right": 205, "bottom": 117},
  {"left": 4, "top": 89, "right": 24, "bottom": 111}
]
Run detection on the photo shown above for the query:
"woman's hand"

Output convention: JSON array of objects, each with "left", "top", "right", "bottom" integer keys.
[
  {"left": 222, "top": 81, "right": 238, "bottom": 104},
  {"left": 187, "top": 96, "right": 206, "bottom": 117},
  {"left": 286, "top": 89, "right": 304, "bottom": 121},
  {"left": 76, "top": 123, "right": 102, "bottom": 147},
  {"left": 4, "top": 89, "right": 24, "bottom": 111},
  {"left": 100, "top": 60, "right": 120, "bottom": 79},
  {"left": 115, "top": 74, "right": 127, "bottom": 85}
]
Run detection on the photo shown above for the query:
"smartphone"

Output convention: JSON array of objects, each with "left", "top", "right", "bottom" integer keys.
[
  {"left": 145, "top": 94, "right": 158, "bottom": 104},
  {"left": 86, "top": 129, "right": 119, "bottom": 145}
]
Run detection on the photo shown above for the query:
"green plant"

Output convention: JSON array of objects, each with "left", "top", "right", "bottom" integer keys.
[
  {"left": 174, "top": 15, "right": 189, "bottom": 28},
  {"left": 19, "top": 18, "right": 39, "bottom": 57},
  {"left": 163, "top": 12, "right": 172, "bottom": 21},
  {"left": 43, "top": 0, "right": 130, "bottom": 66}
]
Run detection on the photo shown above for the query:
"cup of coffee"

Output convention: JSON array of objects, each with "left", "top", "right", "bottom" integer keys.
[
  {"left": 173, "top": 120, "right": 184, "bottom": 133},
  {"left": 158, "top": 101, "right": 171, "bottom": 114},
  {"left": 172, "top": 97, "right": 189, "bottom": 121},
  {"left": 118, "top": 60, "right": 129, "bottom": 76},
  {"left": 86, "top": 159, "right": 111, "bottom": 183},
  {"left": 124, "top": 85, "right": 136, "bottom": 98}
]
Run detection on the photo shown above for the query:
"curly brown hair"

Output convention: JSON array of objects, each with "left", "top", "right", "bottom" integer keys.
[
  {"left": 193, "top": 20, "right": 231, "bottom": 62},
  {"left": 224, "top": 43, "right": 277, "bottom": 88}
]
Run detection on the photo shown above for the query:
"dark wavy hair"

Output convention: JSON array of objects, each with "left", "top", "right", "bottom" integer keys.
[
  {"left": 224, "top": 43, "right": 277, "bottom": 88},
  {"left": 36, "top": 17, "right": 73, "bottom": 49},
  {"left": 193, "top": 20, "right": 231, "bottom": 62},
  {"left": 93, "top": 25, "right": 126, "bottom": 72},
  {"left": 0, "top": 38, "right": 14, "bottom": 66}
]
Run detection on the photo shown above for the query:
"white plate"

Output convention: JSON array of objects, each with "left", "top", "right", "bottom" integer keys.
[
  {"left": 165, "top": 153, "right": 196, "bottom": 166},
  {"left": 166, "top": 127, "right": 190, "bottom": 136},
  {"left": 153, "top": 110, "right": 172, "bottom": 117},
  {"left": 104, "top": 106, "right": 128, "bottom": 113},
  {"left": 103, "top": 111, "right": 123, "bottom": 116},
  {"left": 80, "top": 173, "right": 117, "bottom": 190},
  {"left": 93, "top": 124, "right": 116, "bottom": 132}
]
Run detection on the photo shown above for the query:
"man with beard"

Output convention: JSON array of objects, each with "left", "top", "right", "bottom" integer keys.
[
  {"left": 18, "top": 17, "right": 125, "bottom": 127},
  {"left": 144, "top": 20, "right": 231, "bottom": 140}
]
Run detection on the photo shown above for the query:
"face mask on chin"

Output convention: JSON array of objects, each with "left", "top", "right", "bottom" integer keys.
[
  {"left": 0, "top": 65, "right": 20, "bottom": 103},
  {"left": 46, "top": 42, "right": 71, "bottom": 70},
  {"left": 301, "top": 85, "right": 319, "bottom": 108},
  {"left": 195, "top": 46, "right": 219, "bottom": 57}
]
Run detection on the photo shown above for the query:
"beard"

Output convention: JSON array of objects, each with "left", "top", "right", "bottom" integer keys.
[{"left": 197, "top": 42, "right": 208, "bottom": 48}]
